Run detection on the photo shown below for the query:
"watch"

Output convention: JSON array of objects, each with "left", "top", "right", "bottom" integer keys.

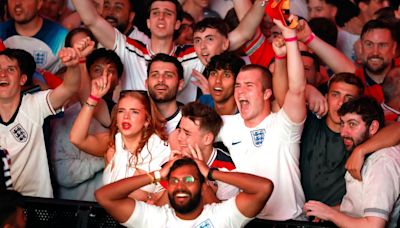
[
  {"left": 207, "top": 167, "right": 218, "bottom": 181},
  {"left": 153, "top": 170, "right": 161, "bottom": 183}
]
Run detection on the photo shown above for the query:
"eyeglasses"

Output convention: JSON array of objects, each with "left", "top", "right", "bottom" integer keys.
[{"left": 168, "top": 175, "right": 197, "bottom": 186}]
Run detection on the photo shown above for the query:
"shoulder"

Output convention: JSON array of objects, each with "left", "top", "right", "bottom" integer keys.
[{"left": 41, "top": 18, "right": 68, "bottom": 34}]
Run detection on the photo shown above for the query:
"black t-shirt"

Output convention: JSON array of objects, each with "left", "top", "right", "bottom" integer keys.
[
  {"left": 300, "top": 112, "right": 348, "bottom": 206},
  {"left": 0, "top": 148, "right": 12, "bottom": 191}
]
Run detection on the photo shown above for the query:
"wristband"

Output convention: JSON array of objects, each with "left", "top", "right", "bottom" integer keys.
[
  {"left": 284, "top": 36, "right": 297, "bottom": 42},
  {"left": 275, "top": 55, "right": 287, "bottom": 60},
  {"left": 79, "top": 59, "right": 86, "bottom": 64},
  {"left": 207, "top": 167, "right": 218, "bottom": 181},
  {"left": 304, "top": 33, "right": 316, "bottom": 45},
  {"left": 89, "top": 94, "right": 100, "bottom": 102},
  {"left": 153, "top": 171, "right": 161, "bottom": 183}
]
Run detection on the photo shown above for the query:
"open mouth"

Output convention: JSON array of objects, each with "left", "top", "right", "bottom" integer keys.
[{"left": 0, "top": 81, "right": 9, "bottom": 87}]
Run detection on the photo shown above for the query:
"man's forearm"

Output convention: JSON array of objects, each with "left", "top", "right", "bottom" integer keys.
[
  {"left": 71, "top": 0, "right": 99, "bottom": 27},
  {"left": 329, "top": 211, "right": 385, "bottom": 228},
  {"left": 229, "top": 0, "right": 266, "bottom": 50},
  {"left": 357, "top": 122, "right": 400, "bottom": 156}
]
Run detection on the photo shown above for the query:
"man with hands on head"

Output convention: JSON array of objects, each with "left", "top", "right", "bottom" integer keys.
[{"left": 95, "top": 156, "right": 273, "bottom": 228}]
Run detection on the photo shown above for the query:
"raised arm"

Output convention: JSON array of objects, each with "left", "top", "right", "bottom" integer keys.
[
  {"left": 49, "top": 47, "right": 81, "bottom": 110},
  {"left": 296, "top": 19, "right": 356, "bottom": 74},
  {"left": 74, "top": 38, "right": 112, "bottom": 127},
  {"left": 228, "top": 0, "right": 266, "bottom": 51},
  {"left": 271, "top": 36, "right": 288, "bottom": 108},
  {"left": 195, "top": 159, "right": 273, "bottom": 218},
  {"left": 346, "top": 122, "right": 400, "bottom": 180},
  {"left": 71, "top": 0, "right": 116, "bottom": 49},
  {"left": 69, "top": 67, "right": 112, "bottom": 157},
  {"left": 277, "top": 17, "right": 307, "bottom": 123}
]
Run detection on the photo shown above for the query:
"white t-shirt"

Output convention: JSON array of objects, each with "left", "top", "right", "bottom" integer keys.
[
  {"left": 0, "top": 91, "right": 57, "bottom": 197},
  {"left": 341, "top": 145, "right": 400, "bottom": 228},
  {"left": 165, "top": 109, "right": 182, "bottom": 134},
  {"left": 122, "top": 196, "right": 252, "bottom": 228},
  {"left": 336, "top": 27, "right": 359, "bottom": 62},
  {"left": 127, "top": 26, "right": 150, "bottom": 45},
  {"left": 219, "top": 109, "right": 305, "bottom": 220},
  {"left": 103, "top": 133, "right": 170, "bottom": 193},
  {"left": 113, "top": 28, "right": 205, "bottom": 104}
]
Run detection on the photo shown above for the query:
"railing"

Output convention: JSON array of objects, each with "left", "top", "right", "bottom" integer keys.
[{"left": 23, "top": 196, "right": 337, "bottom": 228}]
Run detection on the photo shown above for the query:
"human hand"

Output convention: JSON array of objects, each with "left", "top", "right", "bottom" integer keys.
[
  {"left": 59, "top": 47, "right": 80, "bottom": 67},
  {"left": 272, "top": 14, "right": 298, "bottom": 38},
  {"left": 296, "top": 19, "right": 312, "bottom": 43},
  {"left": 193, "top": 158, "right": 210, "bottom": 179},
  {"left": 345, "top": 146, "right": 365, "bottom": 181},
  {"left": 73, "top": 37, "right": 95, "bottom": 59},
  {"left": 160, "top": 157, "right": 178, "bottom": 180},
  {"left": 306, "top": 85, "right": 328, "bottom": 117},
  {"left": 304, "top": 200, "right": 335, "bottom": 221},
  {"left": 90, "top": 64, "right": 112, "bottom": 98},
  {"left": 191, "top": 69, "right": 210, "bottom": 95},
  {"left": 272, "top": 36, "right": 287, "bottom": 57}
]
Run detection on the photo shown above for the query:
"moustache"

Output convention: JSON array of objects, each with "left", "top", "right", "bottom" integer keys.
[
  {"left": 154, "top": 84, "right": 168, "bottom": 89},
  {"left": 105, "top": 16, "right": 118, "bottom": 23},
  {"left": 367, "top": 55, "right": 383, "bottom": 61},
  {"left": 172, "top": 190, "right": 192, "bottom": 197}
]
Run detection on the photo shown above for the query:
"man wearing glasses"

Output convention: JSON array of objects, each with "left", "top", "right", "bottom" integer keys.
[{"left": 95, "top": 157, "right": 273, "bottom": 227}]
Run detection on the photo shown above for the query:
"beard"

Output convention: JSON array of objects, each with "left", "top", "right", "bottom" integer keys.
[
  {"left": 148, "top": 85, "right": 178, "bottom": 103},
  {"left": 342, "top": 130, "right": 370, "bottom": 152},
  {"left": 168, "top": 189, "right": 201, "bottom": 214},
  {"left": 12, "top": 12, "right": 36, "bottom": 25},
  {"left": 364, "top": 56, "right": 390, "bottom": 75},
  {"left": 105, "top": 16, "right": 129, "bottom": 33}
]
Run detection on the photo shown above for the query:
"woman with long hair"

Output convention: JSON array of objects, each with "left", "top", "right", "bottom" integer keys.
[{"left": 70, "top": 67, "right": 170, "bottom": 201}]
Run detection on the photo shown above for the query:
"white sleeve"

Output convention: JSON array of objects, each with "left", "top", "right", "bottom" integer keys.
[
  {"left": 277, "top": 109, "right": 304, "bottom": 144},
  {"left": 122, "top": 201, "right": 166, "bottom": 227},
  {"left": 363, "top": 153, "right": 400, "bottom": 221},
  {"left": 212, "top": 197, "right": 253, "bottom": 227}
]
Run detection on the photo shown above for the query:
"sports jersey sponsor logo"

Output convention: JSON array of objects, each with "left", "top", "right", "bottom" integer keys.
[
  {"left": 10, "top": 124, "right": 28, "bottom": 143},
  {"left": 251, "top": 129, "right": 265, "bottom": 147},
  {"left": 232, "top": 141, "right": 241, "bottom": 145},
  {"left": 195, "top": 219, "right": 214, "bottom": 228}
]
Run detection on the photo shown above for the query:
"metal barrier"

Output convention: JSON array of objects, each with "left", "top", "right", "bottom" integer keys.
[{"left": 23, "top": 196, "right": 337, "bottom": 228}]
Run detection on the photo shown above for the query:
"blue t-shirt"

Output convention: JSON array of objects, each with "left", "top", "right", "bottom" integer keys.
[{"left": 0, "top": 18, "right": 68, "bottom": 73}]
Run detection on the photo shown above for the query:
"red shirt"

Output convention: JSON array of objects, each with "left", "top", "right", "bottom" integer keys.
[
  {"left": 244, "top": 32, "right": 274, "bottom": 67},
  {"left": 0, "top": 39, "right": 5, "bottom": 51},
  {"left": 355, "top": 68, "right": 384, "bottom": 103}
]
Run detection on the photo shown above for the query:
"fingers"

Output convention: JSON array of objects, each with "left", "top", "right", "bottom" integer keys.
[
  {"left": 73, "top": 37, "right": 95, "bottom": 59},
  {"left": 59, "top": 47, "right": 79, "bottom": 66},
  {"left": 188, "top": 144, "right": 201, "bottom": 160},
  {"left": 191, "top": 69, "right": 210, "bottom": 94}
]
